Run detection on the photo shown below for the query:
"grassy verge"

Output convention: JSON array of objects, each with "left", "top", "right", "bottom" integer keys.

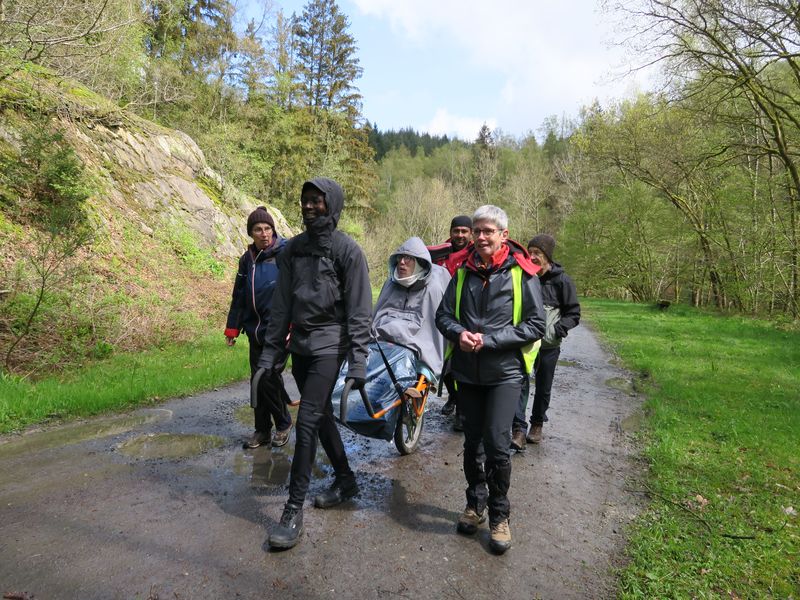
[
  {"left": 582, "top": 298, "right": 799, "bottom": 598},
  {"left": 0, "top": 332, "right": 250, "bottom": 434}
]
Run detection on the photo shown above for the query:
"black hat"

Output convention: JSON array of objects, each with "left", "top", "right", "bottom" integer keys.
[
  {"left": 247, "top": 206, "right": 275, "bottom": 235},
  {"left": 529, "top": 234, "right": 556, "bottom": 262},
  {"left": 450, "top": 215, "right": 472, "bottom": 230}
]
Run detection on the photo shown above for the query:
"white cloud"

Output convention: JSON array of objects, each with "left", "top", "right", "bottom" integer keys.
[
  {"left": 351, "top": 0, "right": 643, "bottom": 133},
  {"left": 425, "top": 108, "right": 496, "bottom": 141}
]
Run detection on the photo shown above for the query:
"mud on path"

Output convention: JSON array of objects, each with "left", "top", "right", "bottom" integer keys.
[{"left": 1, "top": 325, "right": 643, "bottom": 600}]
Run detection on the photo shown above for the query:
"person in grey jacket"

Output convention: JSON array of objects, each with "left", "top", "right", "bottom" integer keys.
[
  {"left": 373, "top": 237, "right": 450, "bottom": 379},
  {"left": 257, "top": 177, "right": 372, "bottom": 550},
  {"left": 435, "top": 205, "right": 545, "bottom": 554},
  {"left": 511, "top": 234, "right": 581, "bottom": 448}
]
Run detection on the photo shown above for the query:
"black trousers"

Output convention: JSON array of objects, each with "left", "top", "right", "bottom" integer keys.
[
  {"left": 287, "top": 353, "right": 354, "bottom": 506},
  {"left": 443, "top": 371, "right": 461, "bottom": 417},
  {"left": 458, "top": 379, "right": 521, "bottom": 525},
  {"left": 248, "top": 338, "right": 291, "bottom": 432},
  {"left": 513, "top": 345, "right": 561, "bottom": 431}
]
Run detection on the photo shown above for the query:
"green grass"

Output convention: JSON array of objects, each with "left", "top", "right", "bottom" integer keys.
[
  {"left": 0, "top": 332, "right": 250, "bottom": 434},
  {"left": 582, "top": 298, "right": 799, "bottom": 598}
]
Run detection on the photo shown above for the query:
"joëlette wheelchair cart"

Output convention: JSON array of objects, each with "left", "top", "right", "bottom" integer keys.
[
  {"left": 252, "top": 340, "right": 433, "bottom": 455},
  {"left": 332, "top": 340, "right": 434, "bottom": 455}
]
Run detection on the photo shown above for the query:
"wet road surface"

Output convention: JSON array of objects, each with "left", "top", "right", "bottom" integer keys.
[{"left": 0, "top": 324, "right": 643, "bottom": 599}]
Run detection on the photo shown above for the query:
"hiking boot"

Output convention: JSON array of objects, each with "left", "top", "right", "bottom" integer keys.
[
  {"left": 243, "top": 430, "right": 271, "bottom": 449},
  {"left": 268, "top": 502, "right": 303, "bottom": 549},
  {"left": 511, "top": 430, "right": 526, "bottom": 452},
  {"left": 456, "top": 506, "right": 486, "bottom": 535},
  {"left": 526, "top": 423, "right": 543, "bottom": 444},
  {"left": 272, "top": 423, "right": 293, "bottom": 447},
  {"left": 489, "top": 519, "right": 512, "bottom": 554},
  {"left": 441, "top": 398, "right": 456, "bottom": 416},
  {"left": 313, "top": 476, "right": 359, "bottom": 509}
]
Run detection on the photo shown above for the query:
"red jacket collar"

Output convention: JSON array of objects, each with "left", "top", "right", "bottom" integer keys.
[{"left": 464, "top": 239, "right": 541, "bottom": 276}]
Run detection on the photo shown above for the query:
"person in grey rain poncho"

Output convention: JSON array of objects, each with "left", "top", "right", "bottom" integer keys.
[{"left": 373, "top": 237, "right": 451, "bottom": 380}]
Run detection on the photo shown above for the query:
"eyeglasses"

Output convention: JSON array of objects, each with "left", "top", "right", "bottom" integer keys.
[
  {"left": 397, "top": 254, "right": 416, "bottom": 263},
  {"left": 472, "top": 227, "right": 499, "bottom": 237}
]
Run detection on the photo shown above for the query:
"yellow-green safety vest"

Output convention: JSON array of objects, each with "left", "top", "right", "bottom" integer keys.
[{"left": 445, "top": 265, "right": 541, "bottom": 374}]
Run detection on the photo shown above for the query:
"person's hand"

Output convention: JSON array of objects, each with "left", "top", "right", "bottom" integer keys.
[
  {"left": 225, "top": 336, "right": 236, "bottom": 346},
  {"left": 473, "top": 332, "right": 484, "bottom": 352},
  {"left": 459, "top": 331, "right": 482, "bottom": 353},
  {"left": 345, "top": 376, "right": 366, "bottom": 389}
]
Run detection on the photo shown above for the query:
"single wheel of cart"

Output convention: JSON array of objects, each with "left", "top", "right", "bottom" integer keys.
[{"left": 393, "top": 376, "right": 430, "bottom": 455}]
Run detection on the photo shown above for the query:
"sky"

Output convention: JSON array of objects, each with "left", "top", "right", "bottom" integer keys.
[{"left": 248, "top": 0, "right": 652, "bottom": 141}]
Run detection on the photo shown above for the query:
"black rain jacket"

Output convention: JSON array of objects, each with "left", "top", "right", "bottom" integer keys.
[
  {"left": 538, "top": 262, "right": 581, "bottom": 348},
  {"left": 435, "top": 240, "right": 546, "bottom": 385},
  {"left": 257, "top": 178, "right": 372, "bottom": 380}
]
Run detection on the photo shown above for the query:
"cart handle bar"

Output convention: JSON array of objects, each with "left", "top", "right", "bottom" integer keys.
[{"left": 340, "top": 378, "right": 404, "bottom": 423}]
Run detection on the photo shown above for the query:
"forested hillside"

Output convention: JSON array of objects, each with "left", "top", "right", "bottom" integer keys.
[{"left": 1, "top": 0, "right": 798, "bottom": 379}]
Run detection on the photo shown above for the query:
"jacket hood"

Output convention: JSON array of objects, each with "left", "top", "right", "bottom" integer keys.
[
  {"left": 302, "top": 177, "right": 344, "bottom": 228},
  {"left": 388, "top": 237, "right": 433, "bottom": 273},
  {"left": 507, "top": 238, "right": 540, "bottom": 276},
  {"left": 539, "top": 260, "right": 564, "bottom": 279},
  {"left": 465, "top": 238, "right": 540, "bottom": 276}
]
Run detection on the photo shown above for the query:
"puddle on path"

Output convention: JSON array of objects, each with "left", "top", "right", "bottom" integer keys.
[
  {"left": 234, "top": 405, "right": 252, "bottom": 426},
  {"left": 233, "top": 447, "right": 291, "bottom": 486},
  {"left": 118, "top": 433, "right": 224, "bottom": 459},
  {"left": 605, "top": 377, "right": 636, "bottom": 396},
  {"left": 0, "top": 409, "right": 172, "bottom": 460},
  {"left": 621, "top": 411, "right": 646, "bottom": 432},
  {"left": 232, "top": 445, "right": 327, "bottom": 486}
]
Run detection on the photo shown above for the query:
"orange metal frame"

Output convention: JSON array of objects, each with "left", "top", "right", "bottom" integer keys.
[{"left": 368, "top": 374, "right": 430, "bottom": 420}]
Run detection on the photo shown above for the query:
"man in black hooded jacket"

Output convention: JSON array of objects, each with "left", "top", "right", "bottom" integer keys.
[{"left": 257, "top": 178, "right": 372, "bottom": 550}]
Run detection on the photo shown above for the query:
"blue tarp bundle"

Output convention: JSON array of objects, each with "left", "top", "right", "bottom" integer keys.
[{"left": 331, "top": 342, "right": 418, "bottom": 441}]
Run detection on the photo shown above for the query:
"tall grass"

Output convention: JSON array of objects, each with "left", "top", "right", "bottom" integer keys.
[
  {"left": 0, "top": 332, "right": 250, "bottom": 433},
  {"left": 583, "top": 298, "right": 799, "bottom": 598}
]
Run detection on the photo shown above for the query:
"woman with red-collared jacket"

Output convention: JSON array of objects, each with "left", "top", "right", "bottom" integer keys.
[
  {"left": 225, "top": 206, "right": 292, "bottom": 450},
  {"left": 435, "top": 205, "right": 545, "bottom": 555}
]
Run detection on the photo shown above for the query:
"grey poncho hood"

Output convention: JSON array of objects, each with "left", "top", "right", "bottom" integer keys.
[{"left": 374, "top": 237, "right": 451, "bottom": 378}]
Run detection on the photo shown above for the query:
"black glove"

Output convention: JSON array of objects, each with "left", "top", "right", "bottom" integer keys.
[{"left": 345, "top": 376, "right": 366, "bottom": 389}]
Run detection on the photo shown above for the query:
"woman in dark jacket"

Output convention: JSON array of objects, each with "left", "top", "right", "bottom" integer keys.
[
  {"left": 225, "top": 206, "right": 292, "bottom": 449},
  {"left": 435, "top": 205, "right": 545, "bottom": 554},
  {"left": 512, "top": 234, "right": 581, "bottom": 446}
]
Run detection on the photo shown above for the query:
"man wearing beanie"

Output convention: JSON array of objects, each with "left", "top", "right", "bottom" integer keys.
[
  {"left": 225, "top": 206, "right": 293, "bottom": 450},
  {"left": 428, "top": 215, "right": 474, "bottom": 276},
  {"left": 257, "top": 178, "right": 371, "bottom": 550},
  {"left": 511, "top": 233, "right": 581, "bottom": 449},
  {"left": 427, "top": 215, "right": 475, "bottom": 427}
]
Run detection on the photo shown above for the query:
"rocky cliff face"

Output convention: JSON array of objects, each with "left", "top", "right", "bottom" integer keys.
[
  {"left": 0, "top": 70, "right": 294, "bottom": 373},
  {"left": 68, "top": 108, "right": 292, "bottom": 259},
  {"left": 0, "top": 70, "right": 292, "bottom": 262}
]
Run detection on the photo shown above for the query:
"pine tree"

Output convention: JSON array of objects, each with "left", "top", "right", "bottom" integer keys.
[
  {"left": 267, "top": 10, "right": 302, "bottom": 109},
  {"left": 294, "top": 0, "right": 363, "bottom": 118}
]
